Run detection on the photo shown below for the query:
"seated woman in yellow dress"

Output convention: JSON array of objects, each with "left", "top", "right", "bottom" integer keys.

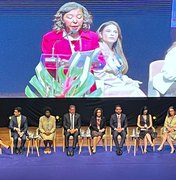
[
  {"left": 157, "top": 106, "right": 176, "bottom": 153},
  {"left": 39, "top": 107, "right": 56, "bottom": 154}
]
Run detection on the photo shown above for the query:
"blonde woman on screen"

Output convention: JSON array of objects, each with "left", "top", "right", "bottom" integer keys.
[
  {"left": 153, "top": 41, "right": 176, "bottom": 96},
  {"left": 94, "top": 21, "right": 146, "bottom": 97}
]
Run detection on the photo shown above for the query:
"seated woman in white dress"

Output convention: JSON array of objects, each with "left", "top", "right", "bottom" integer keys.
[
  {"left": 153, "top": 41, "right": 176, "bottom": 96},
  {"left": 94, "top": 21, "right": 146, "bottom": 97}
]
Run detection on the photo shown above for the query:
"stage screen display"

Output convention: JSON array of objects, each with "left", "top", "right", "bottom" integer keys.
[{"left": 0, "top": 0, "right": 175, "bottom": 98}]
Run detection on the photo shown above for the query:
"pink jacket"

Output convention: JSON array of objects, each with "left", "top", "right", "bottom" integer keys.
[
  {"left": 42, "top": 29, "right": 99, "bottom": 57},
  {"left": 41, "top": 30, "right": 102, "bottom": 93}
]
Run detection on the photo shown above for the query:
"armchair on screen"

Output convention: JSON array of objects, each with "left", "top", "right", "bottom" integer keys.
[{"left": 148, "top": 60, "right": 164, "bottom": 97}]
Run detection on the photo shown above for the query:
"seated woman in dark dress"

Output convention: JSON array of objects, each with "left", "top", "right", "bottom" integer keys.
[
  {"left": 90, "top": 108, "right": 106, "bottom": 153},
  {"left": 137, "top": 106, "right": 155, "bottom": 153}
]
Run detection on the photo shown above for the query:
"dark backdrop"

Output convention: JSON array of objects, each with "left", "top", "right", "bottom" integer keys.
[{"left": 0, "top": 97, "right": 176, "bottom": 128}]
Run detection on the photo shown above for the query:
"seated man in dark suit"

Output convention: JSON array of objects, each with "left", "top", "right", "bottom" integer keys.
[
  {"left": 63, "top": 105, "right": 81, "bottom": 156},
  {"left": 110, "top": 105, "right": 128, "bottom": 155},
  {"left": 9, "top": 107, "right": 28, "bottom": 154}
]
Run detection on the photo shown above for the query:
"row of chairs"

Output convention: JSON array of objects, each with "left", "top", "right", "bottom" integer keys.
[{"left": 8, "top": 126, "right": 170, "bottom": 155}]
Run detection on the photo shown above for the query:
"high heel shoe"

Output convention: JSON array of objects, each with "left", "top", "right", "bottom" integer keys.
[
  {"left": 170, "top": 149, "right": 175, "bottom": 154},
  {"left": 4, "top": 145, "right": 10, "bottom": 149},
  {"left": 157, "top": 147, "right": 163, "bottom": 151},
  {"left": 151, "top": 143, "right": 154, "bottom": 147},
  {"left": 91, "top": 147, "right": 96, "bottom": 154},
  {"left": 143, "top": 150, "right": 147, "bottom": 154}
]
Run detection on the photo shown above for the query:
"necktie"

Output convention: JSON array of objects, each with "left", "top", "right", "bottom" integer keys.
[
  {"left": 17, "top": 116, "right": 21, "bottom": 129},
  {"left": 117, "top": 115, "right": 121, "bottom": 128},
  {"left": 70, "top": 114, "right": 74, "bottom": 129}
]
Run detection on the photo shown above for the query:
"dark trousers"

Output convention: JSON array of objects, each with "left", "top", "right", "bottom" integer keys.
[
  {"left": 13, "top": 132, "right": 26, "bottom": 149},
  {"left": 112, "top": 130, "right": 126, "bottom": 149},
  {"left": 65, "top": 131, "right": 79, "bottom": 149}
]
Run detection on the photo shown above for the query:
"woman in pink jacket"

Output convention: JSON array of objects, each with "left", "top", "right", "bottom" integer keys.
[{"left": 42, "top": 2, "right": 100, "bottom": 75}]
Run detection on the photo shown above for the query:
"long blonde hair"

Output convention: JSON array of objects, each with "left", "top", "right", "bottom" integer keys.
[
  {"left": 53, "top": 2, "right": 92, "bottom": 32},
  {"left": 97, "top": 21, "right": 128, "bottom": 74}
]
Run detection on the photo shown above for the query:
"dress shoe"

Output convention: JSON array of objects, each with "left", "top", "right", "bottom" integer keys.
[
  {"left": 170, "top": 149, "right": 175, "bottom": 154},
  {"left": 70, "top": 149, "right": 74, "bottom": 157},
  {"left": 116, "top": 148, "right": 122, "bottom": 156},
  {"left": 44, "top": 148, "right": 48, "bottom": 154},
  {"left": 47, "top": 148, "right": 51, "bottom": 154},
  {"left": 15, "top": 148, "right": 19, "bottom": 154},
  {"left": 19, "top": 147, "right": 24, "bottom": 154},
  {"left": 66, "top": 149, "right": 71, "bottom": 156},
  {"left": 119, "top": 148, "right": 123, "bottom": 155}
]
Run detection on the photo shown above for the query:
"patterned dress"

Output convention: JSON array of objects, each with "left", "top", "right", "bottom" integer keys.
[{"left": 164, "top": 115, "right": 176, "bottom": 140}]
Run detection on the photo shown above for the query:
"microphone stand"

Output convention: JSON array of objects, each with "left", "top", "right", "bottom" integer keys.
[{"left": 52, "top": 30, "right": 76, "bottom": 83}]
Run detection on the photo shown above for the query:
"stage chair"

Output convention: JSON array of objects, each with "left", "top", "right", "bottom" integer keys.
[
  {"left": 9, "top": 129, "right": 15, "bottom": 154},
  {"left": 109, "top": 127, "right": 130, "bottom": 152},
  {"left": 9, "top": 116, "right": 29, "bottom": 154},
  {"left": 9, "top": 129, "right": 28, "bottom": 154},
  {"left": 148, "top": 60, "right": 164, "bottom": 97},
  {"left": 37, "top": 128, "right": 57, "bottom": 153},
  {"left": 136, "top": 126, "right": 156, "bottom": 152},
  {"left": 62, "top": 127, "right": 80, "bottom": 152},
  {"left": 102, "top": 127, "right": 108, "bottom": 151}
]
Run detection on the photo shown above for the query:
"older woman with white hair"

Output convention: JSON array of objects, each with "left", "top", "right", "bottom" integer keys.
[{"left": 94, "top": 21, "right": 146, "bottom": 97}]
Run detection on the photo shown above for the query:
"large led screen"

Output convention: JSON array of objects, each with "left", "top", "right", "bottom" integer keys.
[{"left": 0, "top": 0, "right": 175, "bottom": 97}]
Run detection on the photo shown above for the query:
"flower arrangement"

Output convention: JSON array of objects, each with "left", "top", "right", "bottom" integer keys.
[{"left": 25, "top": 50, "right": 103, "bottom": 98}]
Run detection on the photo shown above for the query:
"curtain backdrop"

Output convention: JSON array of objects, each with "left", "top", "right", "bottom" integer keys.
[{"left": 1, "top": 98, "right": 176, "bottom": 128}]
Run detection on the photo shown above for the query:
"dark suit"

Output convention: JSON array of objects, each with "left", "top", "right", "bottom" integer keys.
[
  {"left": 63, "top": 113, "right": 81, "bottom": 149},
  {"left": 9, "top": 115, "right": 28, "bottom": 150},
  {"left": 110, "top": 113, "right": 128, "bottom": 149},
  {"left": 90, "top": 116, "right": 106, "bottom": 133}
]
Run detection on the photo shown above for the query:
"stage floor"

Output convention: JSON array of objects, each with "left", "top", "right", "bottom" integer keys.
[{"left": 0, "top": 145, "right": 175, "bottom": 180}]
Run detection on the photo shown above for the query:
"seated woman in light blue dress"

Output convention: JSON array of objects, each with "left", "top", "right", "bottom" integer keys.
[{"left": 94, "top": 21, "right": 146, "bottom": 97}]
